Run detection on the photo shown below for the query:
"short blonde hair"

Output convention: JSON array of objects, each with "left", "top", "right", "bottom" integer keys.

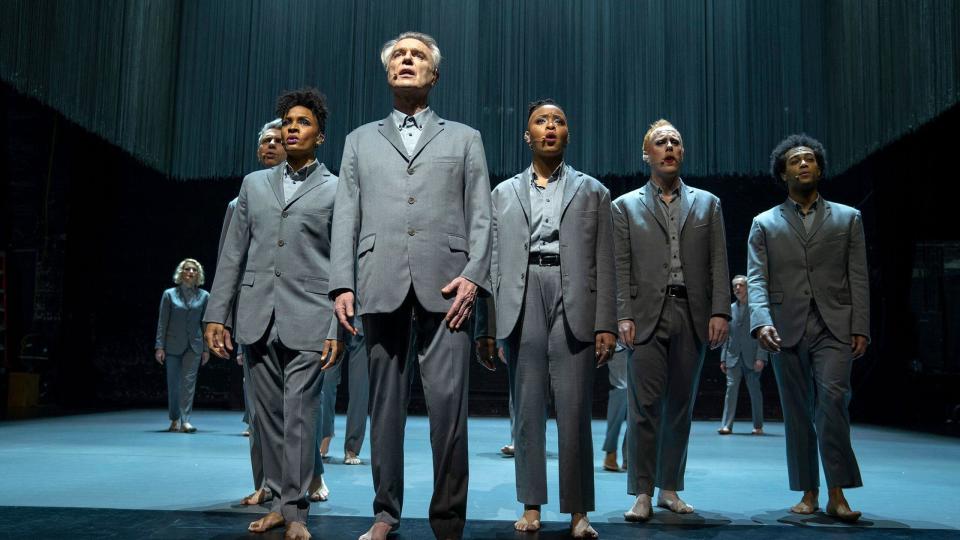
[
  {"left": 173, "top": 258, "right": 205, "bottom": 286},
  {"left": 642, "top": 119, "right": 681, "bottom": 152}
]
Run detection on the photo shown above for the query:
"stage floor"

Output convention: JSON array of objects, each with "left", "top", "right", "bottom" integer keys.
[{"left": 0, "top": 410, "right": 957, "bottom": 538}]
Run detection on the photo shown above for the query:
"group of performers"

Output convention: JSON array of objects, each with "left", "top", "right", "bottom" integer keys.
[{"left": 152, "top": 30, "right": 870, "bottom": 540}]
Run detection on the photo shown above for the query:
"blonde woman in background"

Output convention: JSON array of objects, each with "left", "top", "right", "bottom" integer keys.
[{"left": 155, "top": 258, "right": 210, "bottom": 433}]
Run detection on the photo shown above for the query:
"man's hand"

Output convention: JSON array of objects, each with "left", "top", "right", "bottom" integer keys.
[
  {"left": 334, "top": 291, "right": 358, "bottom": 336},
  {"left": 475, "top": 337, "right": 497, "bottom": 371},
  {"left": 618, "top": 320, "right": 636, "bottom": 350},
  {"left": 708, "top": 316, "right": 729, "bottom": 350},
  {"left": 753, "top": 359, "right": 764, "bottom": 372},
  {"left": 201, "top": 351, "right": 210, "bottom": 366},
  {"left": 320, "top": 339, "right": 344, "bottom": 371},
  {"left": 851, "top": 335, "right": 869, "bottom": 359},
  {"left": 757, "top": 325, "right": 782, "bottom": 353},
  {"left": 719, "top": 361, "right": 727, "bottom": 374},
  {"left": 236, "top": 350, "right": 244, "bottom": 366},
  {"left": 204, "top": 322, "right": 234, "bottom": 359},
  {"left": 595, "top": 332, "right": 617, "bottom": 367},
  {"left": 498, "top": 345, "right": 506, "bottom": 365},
  {"left": 440, "top": 276, "right": 478, "bottom": 330},
  {"left": 155, "top": 348, "right": 165, "bottom": 365}
]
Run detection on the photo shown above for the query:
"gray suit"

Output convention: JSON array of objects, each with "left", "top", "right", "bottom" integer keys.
[
  {"left": 156, "top": 286, "right": 208, "bottom": 422},
  {"left": 206, "top": 163, "right": 341, "bottom": 524},
  {"left": 329, "top": 110, "right": 492, "bottom": 539},
  {"left": 719, "top": 301, "right": 766, "bottom": 431},
  {"left": 613, "top": 180, "right": 730, "bottom": 496},
  {"left": 486, "top": 165, "right": 616, "bottom": 513},
  {"left": 317, "top": 317, "right": 368, "bottom": 458},
  {"left": 217, "top": 197, "right": 263, "bottom": 492},
  {"left": 748, "top": 198, "right": 868, "bottom": 491}
]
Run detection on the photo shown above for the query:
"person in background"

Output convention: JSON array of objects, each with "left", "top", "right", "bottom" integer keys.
[{"left": 717, "top": 275, "right": 767, "bottom": 436}]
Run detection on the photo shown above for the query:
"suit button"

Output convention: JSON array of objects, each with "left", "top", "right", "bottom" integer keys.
[
  {"left": 663, "top": 263, "right": 668, "bottom": 268},
  {"left": 408, "top": 197, "right": 416, "bottom": 204},
  {"left": 282, "top": 211, "right": 289, "bottom": 218},
  {"left": 408, "top": 229, "right": 416, "bottom": 236},
  {"left": 275, "top": 270, "right": 281, "bottom": 277},
  {"left": 803, "top": 290, "right": 809, "bottom": 295},
  {"left": 661, "top": 287, "right": 665, "bottom": 293},
  {"left": 521, "top": 273, "right": 525, "bottom": 279},
  {"left": 278, "top": 240, "right": 285, "bottom": 247},
  {"left": 407, "top": 167, "right": 414, "bottom": 175},
  {"left": 523, "top": 242, "right": 528, "bottom": 249}
]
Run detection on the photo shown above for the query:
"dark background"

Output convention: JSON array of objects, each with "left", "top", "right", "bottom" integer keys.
[{"left": 3, "top": 82, "right": 958, "bottom": 433}]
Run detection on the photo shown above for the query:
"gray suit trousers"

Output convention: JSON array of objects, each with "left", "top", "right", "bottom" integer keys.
[
  {"left": 248, "top": 332, "right": 325, "bottom": 524},
  {"left": 720, "top": 360, "right": 764, "bottom": 431},
  {"left": 364, "top": 293, "right": 471, "bottom": 539},
  {"left": 240, "top": 345, "right": 265, "bottom": 490},
  {"left": 771, "top": 304, "right": 862, "bottom": 491},
  {"left": 626, "top": 297, "right": 705, "bottom": 496},
  {"left": 603, "top": 349, "right": 629, "bottom": 455},
  {"left": 506, "top": 265, "right": 595, "bottom": 513},
  {"left": 315, "top": 332, "right": 369, "bottom": 460},
  {"left": 165, "top": 349, "right": 199, "bottom": 422}
]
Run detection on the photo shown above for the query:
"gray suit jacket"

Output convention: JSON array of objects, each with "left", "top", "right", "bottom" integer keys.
[
  {"left": 205, "top": 163, "right": 341, "bottom": 350},
  {"left": 612, "top": 180, "right": 731, "bottom": 344},
  {"left": 329, "top": 110, "right": 493, "bottom": 314},
  {"left": 481, "top": 165, "right": 617, "bottom": 342},
  {"left": 156, "top": 286, "right": 209, "bottom": 355},
  {"left": 747, "top": 198, "right": 870, "bottom": 347},
  {"left": 721, "top": 301, "right": 766, "bottom": 367}
]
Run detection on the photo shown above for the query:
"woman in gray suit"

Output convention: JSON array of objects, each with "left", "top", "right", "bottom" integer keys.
[
  {"left": 481, "top": 99, "right": 617, "bottom": 538},
  {"left": 155, "top": 258, "right": 210, "bottom": 433}
]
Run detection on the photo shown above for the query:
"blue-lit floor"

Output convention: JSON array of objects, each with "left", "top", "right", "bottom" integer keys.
[{"left": 0, "top": 410, "right": 957, "bottom": 538}]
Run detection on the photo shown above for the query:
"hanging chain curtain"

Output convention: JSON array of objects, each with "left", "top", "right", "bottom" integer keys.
[{"left": 2, "top": 0, "right": 958, "bottom": 179}]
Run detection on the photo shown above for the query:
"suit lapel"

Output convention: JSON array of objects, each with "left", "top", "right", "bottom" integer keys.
[
  {"left": 511, "top": 170, "right": 532, "bottom": 226},
  {"left": 559, "top": 165, "right": 585, "bottom": 220},
  {"left": 638, "top": 184, "right": 668, "bottom": 234},
  {"left": 285, "top": 163, "right": 332, "bottom": 208},
  {"left": 677, "top": 182, "right": 696, "bottom": 235},
  {"left": 377, "top": 115, "right": 409, "bottom": 162},
  {"left": 806, "top": 199, "right": 831, "bottom": 241},
  {"left": 409, "top": 110, "right": 444, "bottom": 164},
  {"left": 778, "top": 202, "right": 807, "bottom": 242},
  {"left": 268, "top": 165, "right": 285, "bottom": 207}
]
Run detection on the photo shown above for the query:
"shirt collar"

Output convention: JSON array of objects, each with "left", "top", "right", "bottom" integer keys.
[
  {"left": 529, "top": 162, "right": 565, "bottom": 187},
  {"left": 648, "top": 178, "right": 683, "bottom": 198},
  {"left": 788, "top": 194, "right": 820, "bottom": 216},
  {"left": 284, "top": 160, "right": 319, "bottom": 182},
  {"left": 393, "top": 107, "right": 431, "bottom": 130}
]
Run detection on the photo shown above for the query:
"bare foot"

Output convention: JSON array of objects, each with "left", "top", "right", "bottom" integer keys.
[
  {"left": 285, "top": 521, "right": 312, "bottom": 540},
  {"left": 358, "top": 521, "right": 394, "bottom": 540},
  {"left": 514, "top": 507, "right": 541, "bottom": 532},
  {"left": 344, "top": 451, "right": 362, "bottom": 465},
  {"left": 790, "top": 489, "right": 819, "bottom": 515},
  {"left": 571, "top": 513, "right": 598, "bottom": 538},
  {"left": 826, "top": 487, "right": 861, "bottom": 522},
  {"left": 623, "top": 494, "right": 651, "bottom": 522},
  {"left": 241, "top": 487, "right": 271, "bottom": 506},
  {"left": 307, "top": 476, "right": 329, "bottom": 502},
  {"left": 657, "top": 490, "right": 694, "bottom": 514},
  {"left": 500, "top": 444, "right": 515, "bottom": 457},
  {"left": 249, "top": 511, "right": 284, "bottom": 533},
  {"left": 751, "top": 427, "right": 764, "bottom": 435},
  {"left": 603, "top": 452, "right": 620, "bottom": 472},
  {"left": 319, "top": 436, "right": 332, "bottom": 460},
  {"left": 167, "top": 420, "right": 180, "bottom": 432},
  {"left": 180, "top": 422, "right": 197, "bottom": 433}
]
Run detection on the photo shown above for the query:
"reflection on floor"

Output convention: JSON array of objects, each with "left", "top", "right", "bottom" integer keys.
[{"left": 0, "top": 410, "right": 957, "bottom": 538}]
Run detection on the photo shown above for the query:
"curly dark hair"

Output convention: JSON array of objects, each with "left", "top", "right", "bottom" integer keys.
[
  {"left": 275, "top": 87, "right": 329, "bottom": 134},
  {"left": 527, "top": 98, "right": 563, "bottom": 121},
  {"left": 769, "top": 133, "right": 828, "bottom": 184}
]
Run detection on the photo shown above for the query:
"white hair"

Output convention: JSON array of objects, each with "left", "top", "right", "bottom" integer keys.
[
  {"left": 172, "top": 258, "right": 205, "bottom": 287},
  {"left": 256, "top": 118, "right": 282, "bottom": 148},
  {"left": 379, "top": 31, "right": 442, "bottom": 72}
]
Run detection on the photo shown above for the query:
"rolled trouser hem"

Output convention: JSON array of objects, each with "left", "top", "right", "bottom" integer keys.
[{"left": 374, "top": 510, "right": 400, "bottom": 526}]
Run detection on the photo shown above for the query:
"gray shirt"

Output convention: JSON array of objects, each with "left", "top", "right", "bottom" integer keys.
[
  {"left": 651, "top": 179, "right": 685, "bottom": 286},
  {"left": 529, "top": 163, "right": 565, "bottom": 256},
  {"left": 790, "top": 195, "right": 820, "bottom": 235},
  {"left": 392, "top": 107, "right": 431, "bottom": 156},
  {"left": 283, "top": 160, "right": 319, "bottom": 203}
]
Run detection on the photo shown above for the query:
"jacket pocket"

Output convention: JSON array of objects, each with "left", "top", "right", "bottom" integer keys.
[
  {"left": 358, "top": 233, "right": 376, "bottom": 257},
  {"left": 769, "top": 292, "right": 784, "bottom": 304},
  {"left": 448, "top": 234, "right": 468, "bottom": 253},
  {"left": 630, "top": 285, "right": 638, "bottom": 298},
  {"left": 303, "top": 277, "right": 329, "bottom": 295},
  {"left": 242, "top": 271, "right": 255, "bottom": 286},
  {"left": 836, "top": 290, "right": 852, "bottom": 305}
]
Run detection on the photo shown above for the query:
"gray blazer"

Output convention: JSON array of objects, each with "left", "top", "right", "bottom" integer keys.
[
  {"left": 721, "top": 301, "right": 766, "bottom": 367},
  {"left": 483, "top": 165, "right": 617, "bottom": 342},
  {"left": 747, "top": 198, "right": 870, "bottom": 347},
  {"left": 329, "top": 110, "right": 493, "bottom": 314},
  {"left": 612, "top": 181, "right": 730, "bottom": 344},
  {"left": 156, "top": 286, "right": 209, "bottom": 355},
  {"left": 205, "top": 163, "right": 341, "bottom": 350}
]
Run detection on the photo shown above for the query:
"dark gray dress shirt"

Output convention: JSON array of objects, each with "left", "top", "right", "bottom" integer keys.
[
  {"left": 790, "top": 195, "right": 820, "bottom": 235},
  {"left": 529, "top": 163, "right": 566, "bottom": 256},
  {"left": 283, "top": 160, "right": 319, "bottom": 203},
  {"left": 651, "top": 179, "right": 685, "bottom": 286}
]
